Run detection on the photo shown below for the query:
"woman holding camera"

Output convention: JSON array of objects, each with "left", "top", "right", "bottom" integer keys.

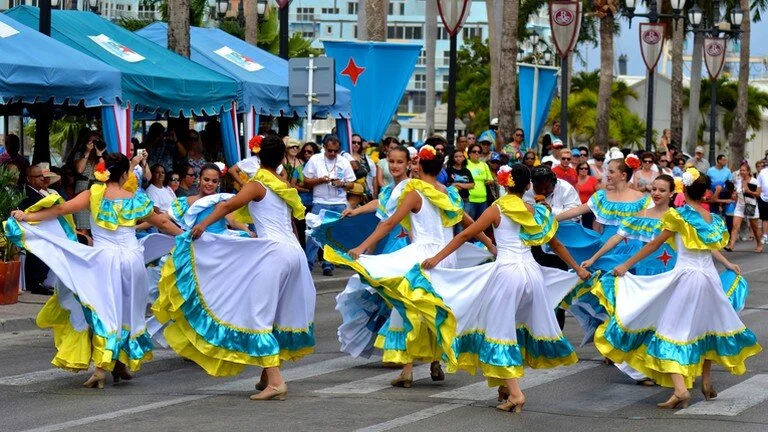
[{"left": 73, "top": 131, "right": 105, "bottom": 232}]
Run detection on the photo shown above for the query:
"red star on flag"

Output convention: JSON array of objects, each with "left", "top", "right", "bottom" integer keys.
[
  {"left": 341, "top": 57, "right": 365, "bottom": 86},
  {"left": 396, "top": 227, "right": 408, "bottom": 239},
  {"left": 656, "top": 249, "right": 673, "bottom": 267}
]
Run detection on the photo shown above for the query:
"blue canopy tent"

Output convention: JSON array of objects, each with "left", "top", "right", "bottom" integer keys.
[
  {"left": 0, "top": 14, "right": 122, "bottom": 108},
  {"left": 6, "top": 7, "right": 240, "bottom": 163},
  {"left": 136, "top": 22, "right": 353, "bottom": 154},
  {"left": 1, "top": 14, "right": 123, "bottom": 161}
]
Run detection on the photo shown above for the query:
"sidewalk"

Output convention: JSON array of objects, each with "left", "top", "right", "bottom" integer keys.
[{"left": 0, "top": 268, "right": 354, "bottom": 334}]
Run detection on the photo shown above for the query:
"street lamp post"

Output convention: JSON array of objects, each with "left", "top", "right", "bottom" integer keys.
[
  {"left": 33, "top": 0, "right": 54, "bottom": 164},
  {"left": 275, "top": 0, "right": 291, "bottom": 59},
  {"left": 622, "top": 0, "right": 686, "bottom": 152},
  {"left": 215, "top": 0, "right": 230, "bottom": 19},
  {"left": 548, "top": 1, "right": 582, "bottom": 148},
  {"left": 687, "top": 1, "right": 743, "bottom": 164}
]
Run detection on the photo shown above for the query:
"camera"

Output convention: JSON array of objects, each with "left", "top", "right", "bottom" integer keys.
[{"left": 94, "top": 140, "right": 107, "bottom": 151}]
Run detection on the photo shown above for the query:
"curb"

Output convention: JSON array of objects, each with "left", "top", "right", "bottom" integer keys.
[{"left": 0, "top": 274, "right": 351, "bottom": 334}]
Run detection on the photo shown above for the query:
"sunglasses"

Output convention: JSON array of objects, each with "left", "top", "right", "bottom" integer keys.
[
  {"left": 581, "top": 153, "right": 588, "bottom": 157},
  {"left": 515, "top": 133, "right": 524, "bottom": 137},
  {"left": 288, "top": 145, "right": 299, "bottom": 149},
  {"left": 643, "top": 160, "right": 653, "bottom": 163},
  {"left": 579, "top": 167, "right": 589, "bottom": 171},
  {"left": 469, "top": 150, "right": 481, "bottom": 154},
  {"left": 351, "top": 140, "right": 362, "bottom": 144},
  {"left": 325, "top": 148, "right": 339, "bottom": 154},
  {"left": 186, "top": 172, "right": 196, "bottom": 177},
  {"left": 594, "top": 157, "right": 605, "bottom": 161},
  {"left": 170, "top": 177, "right": 180, "bottom": 182},
  {"left": 524, "top": 156, "right": 535, "bottom": 160},
  {"left": 660, "top": 159, "right": 669, "bottom": 163},
  {"left": 561, "top": 157, "right": 571, "bottom": 161}
]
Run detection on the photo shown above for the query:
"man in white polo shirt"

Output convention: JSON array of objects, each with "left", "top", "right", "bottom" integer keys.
[
  {"left": 303, "top": 135, "right": 356, "bottom": 276},
  {"left": 756, "top": 163, "right": 768, "bottom": 246}
]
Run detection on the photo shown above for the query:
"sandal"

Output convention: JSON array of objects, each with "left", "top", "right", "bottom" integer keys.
[{"left": 723, "top": 246, "right": 733, "bottom": 252}]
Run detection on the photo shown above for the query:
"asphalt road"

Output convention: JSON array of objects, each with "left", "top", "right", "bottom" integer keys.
[{"left": 1, "top": 245, "right": 767, "bottom": 432}]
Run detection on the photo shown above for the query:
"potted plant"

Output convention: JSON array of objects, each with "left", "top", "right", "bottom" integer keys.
[{"left": 0, "top": 165, "right": 25, "bottom": 305}]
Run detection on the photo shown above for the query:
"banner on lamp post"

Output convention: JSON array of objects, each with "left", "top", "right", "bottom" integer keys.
[
  {"left": 639, "top": 23, "right": 665, "bottom": 72},
  {"left": 549, "top": 1, "right": 581, "bottom": 56},
  {"left": 437, "top": 0, "right": 472, "bottom": 35},
  {"left": 703, "top": 37, "right": 727, "bottom": 80}
]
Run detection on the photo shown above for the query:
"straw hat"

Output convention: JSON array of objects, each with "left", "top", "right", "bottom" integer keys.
[{"left": 38, "top": 162, "right": 61, "bottom": 184}]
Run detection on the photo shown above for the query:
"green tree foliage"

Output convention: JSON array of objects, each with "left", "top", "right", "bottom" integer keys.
[
  {"left": 445, "top": 37, "right": 493, "bottom": 134},
  {"left": 548, "top": 71, "right": 647, "bottom": 148},
  {"left": 217, "top": 9, "right": 320, "bottom": 57},
  {"left": 689, "top": 77, "right": 768, "bottom": 142}
]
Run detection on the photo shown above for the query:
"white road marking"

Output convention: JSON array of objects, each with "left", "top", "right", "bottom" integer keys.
[
  {"left": 315, "top": 364, "right": 431, "bottom": 394},
  {"left": 430, "top": 361, "right": 599, "bottom": 401},
  {"left": 677, "top": 374, "right": 768, "bottom": 417},
  {"left": 16, "top": 355, "right": 381, "bottom": 432},
  {"left": 18, "top": 395, "right": 209, "bottom": 432},
  {"left": 0, "top": 349, "right": 178, "bottom": 386},
  {"left": 355, "top": 402, "right": 470, "bottom": 432},
  {"left": 201, "top": 355, "right": 381, "bottom": 392},
  {"left": 739, "top": 303, "right": 768, "bottom": 318}
]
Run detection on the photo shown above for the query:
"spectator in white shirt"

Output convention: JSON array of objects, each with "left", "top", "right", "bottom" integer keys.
[
  {"left": 146, "top": 164, "right": 177, "bottom": 213},
  {"left": 302, "top": 135, "right": 357, "bottom": 276},
  {"left": 756, "top": 164, "right": 768, "bottom": 246}
]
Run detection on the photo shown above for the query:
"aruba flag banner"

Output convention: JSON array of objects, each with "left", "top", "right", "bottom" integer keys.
[
  {"left": 518, "top": 64, "right": 559, "bottom": 151},
  {"left": 102, "top": 102, "right": 132, "bottom": 156},
  {"left": 323, "top": 40, "right": 421, "bottom": 144}
]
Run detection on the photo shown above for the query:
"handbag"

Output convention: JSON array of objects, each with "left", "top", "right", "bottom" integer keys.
[{"left": 744, "top": 202, "right": 756, "bottom": 217}]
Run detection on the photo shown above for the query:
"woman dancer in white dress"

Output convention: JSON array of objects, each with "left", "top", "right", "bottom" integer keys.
[
  {"left": 7, "top": 153, "right": 181, "bottom": 388},
  {"left": 421, "top": 164, "right": 590, "bottom": 412},
  {"left": 598, "top": 168, "right": 761, "bottom": 409},
  {"left": 161, "top": 135, "right": 315, "bottom": 401},
  {"left": 325, "top": 145, "right": 495, "bottom": 387}
]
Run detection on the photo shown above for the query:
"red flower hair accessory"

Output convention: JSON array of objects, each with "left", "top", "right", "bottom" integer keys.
[
  {"left": 625, "top": 154, "right": 641, "bottom": 170},
  {"left": 496, "top": 165, "right": 515, "bottom": 188},
  {"left": 418, "top": 145, "right": 437, "bottom": 161},
  {"left": 94, "top": 161, "right": 110, "bottom": 182},
  {"left": 249, "top": 135, "right": 263, "bottom": 154}
]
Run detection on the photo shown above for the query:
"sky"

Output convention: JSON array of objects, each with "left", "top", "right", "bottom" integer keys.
[{"left": 576, "top": 19, "right": 768, "bottom": 78}]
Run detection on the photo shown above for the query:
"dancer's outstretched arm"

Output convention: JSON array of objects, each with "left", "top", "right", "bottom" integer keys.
[{"left": 613, "top": 230, "right": 674, "bottom": 276}]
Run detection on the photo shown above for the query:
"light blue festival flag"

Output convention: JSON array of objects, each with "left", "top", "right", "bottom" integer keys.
[
  {"left": 518, "top": 64, "right": 559, "bottom": 151},
  {"left": 323, "top": 41, "right": 421, "bottom": 144}
]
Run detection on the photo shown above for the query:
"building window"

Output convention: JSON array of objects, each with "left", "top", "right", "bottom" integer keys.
[
  {"left": 411, "top": 92, "right": 426, "bottom": 113},
  {"left": 417, "top": 50, "right": 426, "bottom": 66},
  {"left": 442, "top": 50, "right": 450, "bottom": 66},
  {"left": 463, "top": 27, "right": 482, "bottom": 40},
  {"left": 296, "top": 7, "right": 315, "bottom": 21},
  {"left": 398, "top": 94, "right": 409, "bottom": 113},
  {"left": 441, "top": 76, "right": 449, "bottom": 91},
  {"left": 353, "top": 25, "right": 357, "bottom": 38},
  {"left": 321, "top": 7, "right": 339, "bottom": 14},
  {"left": 388, "top": 1, "right": 405, "bottom": 15},
  {"left": 437, "top": 27, "right": 451, "bottom": 40},
  {"left": 347, "top": 2, "right": 358, "bottom": 14},
  {"left": 413, "top": 74, "right": 426, "bottom": 90},
  {"left": 387, "top": 25, "right": 423, "bottom": 40},
  {"left": 302, "top": 31, "right": 315, "bottom": 38}
]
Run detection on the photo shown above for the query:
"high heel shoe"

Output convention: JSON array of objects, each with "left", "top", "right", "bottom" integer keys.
[
  {"left": 496, "top": 396, "right": 525, "bottom": 413},
  {"left": 657, "top": 391, "right": 691, "bottom": 409},
  {"left": 83, "top": 370, "right": 106, "bottom": 389},
  {"left": 430, "top": 361, "right": 445, "bottom": 382},
  {"left": 497, "top": 386, "right": 510, "bottom": 402},
  {"left": 111, "top": 362, "right": 133, "bottom": 383},
  {"left": 249, "top": 384, "right": 287, "bottom": 401},
  {"left": 390, "top": 372, "right": 413, "bottom": 388},
  {"left": 702, "top": 383, "right": 718, "bottom": 401}
]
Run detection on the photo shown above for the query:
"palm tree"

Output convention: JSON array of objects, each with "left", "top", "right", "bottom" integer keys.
[
  {"left": 594, "top": 0, "right": 619, "bottom": 148},
  {"left": 498, "top": 0, "right": 520, "bottom": 146},
  {"left": 167, "top": 0, "right": 190, "bottom": 57},
  {"left": 692, "top": 77, "right": 768, "bottom": 147},
  {"left": 244, "top": 0, "right": 259, "bottom": 45},
  {"left": 365, "top": 0, "right": 387, "bottom": 42},
  {"left": 669, "top": 13, "right": 685, "bottom": 149},
  {"left": 571, "top": 71, "right": 600, "bottom": 93}
]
